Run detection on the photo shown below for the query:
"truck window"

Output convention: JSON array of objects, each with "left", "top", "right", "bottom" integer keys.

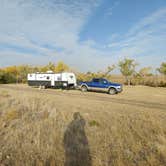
[
  {"left": 93, "top": 79, "right": 100, "bottom": 82},
  {"left": 100, "top": 79, "right": 108, "bottom": 84}
]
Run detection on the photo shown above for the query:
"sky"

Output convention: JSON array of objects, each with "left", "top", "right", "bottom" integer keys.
[{"left": 0, "top": 0, "right": 166, "bottom": 72}]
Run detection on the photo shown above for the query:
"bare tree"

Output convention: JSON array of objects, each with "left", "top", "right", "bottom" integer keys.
[{"left": 105, "top": 65, "right": 116, "bottom": 76}]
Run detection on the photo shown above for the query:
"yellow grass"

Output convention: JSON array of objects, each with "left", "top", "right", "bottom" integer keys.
[{"left": 0, "top": 85, "right": 166, "bottom": 166}]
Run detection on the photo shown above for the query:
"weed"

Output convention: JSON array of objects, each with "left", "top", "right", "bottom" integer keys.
[{"left": 89, "top": 120, "right": 100, "bottom": 127}]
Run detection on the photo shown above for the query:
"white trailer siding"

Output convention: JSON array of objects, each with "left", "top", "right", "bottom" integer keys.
[
  {"left": 27, "top": 72, "right": 77, "bottom": 88},
  {"left": 27, "top": 74, "right": 36, "bottom": 80},
  {"left": 63, "top": 73, "right": 76, "bottom": 86},
  {"left": 54, "top": 73, "right": 62, "bottom": 81}
]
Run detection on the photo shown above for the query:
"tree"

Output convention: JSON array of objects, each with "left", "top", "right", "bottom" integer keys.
[
  {"left": 137, "top": 67, "right": 152, "bottom": 85},
  {"left": 3, "top": 66, "right": 18, "bottom": 83},
  {"left": 4, "top": 66, "right": 18, "bottom": 75},
  {"left": 95, "top": 65, "right": 115, "bottom": 80},
  {"left": 118, "top": 58, "right": 137, "bottom": 85},
  {"left": 139, "top": 67, "right": 152, "bottom": 77},
  {"left": 17, "top": 65, "right": 31, "bottom": 83},
  {"left": 54, "top": 61, "right": 69, "bottom": 72},
  {"left": 46, "top": 62, "right": 55, "bottom": 71},
  {"left": 0, "top": 69, "right": 6, "bottom": 83},
  {"left": 157, "top": 62, "right": 166, "bottom": 76},
  {"left": 105, "top": 65, "right": 116, "bottom": 77},
  {"left": 40, "top": 62, "right": 55, "bottom": 72}
]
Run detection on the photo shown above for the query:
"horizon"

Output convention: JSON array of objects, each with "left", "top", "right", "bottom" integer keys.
[{"left": 0, "top": 0, "right": 166, "bottom": 72}]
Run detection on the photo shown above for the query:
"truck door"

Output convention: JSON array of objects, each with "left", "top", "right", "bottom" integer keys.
[
  {"left": 99, "top": 79, "right": 108, "bottom": 90},
  {"left": 89, "top": 78, "right": 107, "bottom": 91},
  {"left": 89, "top": 79, "right": 100, "bottom": 90}
]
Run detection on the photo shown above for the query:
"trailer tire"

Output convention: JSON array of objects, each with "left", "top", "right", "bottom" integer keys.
[
  {"left": 81, "top": 85, "right": 88, "bottom": 92},
  {"left": 42, "top": 85, "right": 46, "bottom": 89}
]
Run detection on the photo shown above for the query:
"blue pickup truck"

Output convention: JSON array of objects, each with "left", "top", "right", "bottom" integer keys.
[{"left": 78, "top": 78, "right": 122, "bottom": 95}]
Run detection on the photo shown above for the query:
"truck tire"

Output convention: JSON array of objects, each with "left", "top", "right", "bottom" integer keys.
[
  {"left": 108, "top": 88, "right": 116, "bottom": 95},
  {"left": 81, "top": 85, "right": 88, "bottom": 92}
]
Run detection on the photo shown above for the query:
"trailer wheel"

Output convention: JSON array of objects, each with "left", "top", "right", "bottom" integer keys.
[
  {"left": 42, "top": 85, "right": 46, "bottom": 89},
  {"left": 39, "top": 85, "right": 46, "bottom": 89},
  {"left": 81, "top": 85, "right": 88, "bottom": 92}
]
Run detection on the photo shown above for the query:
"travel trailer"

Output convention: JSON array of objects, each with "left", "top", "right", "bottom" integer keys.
[{"left": 27, "top": 71, "right": 77, "bottom": 89}]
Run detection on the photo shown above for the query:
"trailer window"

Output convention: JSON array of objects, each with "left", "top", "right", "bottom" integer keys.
[
  {"left": 69, "top": 75, "right": 73, "bottom": 79},
  {"left": 57, "top": 76, "right": 61, "bottom": 81},
  {"left": 46, "top": 76, "right": 50, "bottom": 80}
]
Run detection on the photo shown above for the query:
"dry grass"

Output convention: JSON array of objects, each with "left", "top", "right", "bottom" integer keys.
[
  {"left": 0, "top": 85, "right": 166, "bottom": 166},
  {"left": 111, "top": 74, "right": 166, "bottom": 86}
]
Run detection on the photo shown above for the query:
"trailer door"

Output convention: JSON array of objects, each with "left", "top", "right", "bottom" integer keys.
[{"left": 51, "top": 74, "right": 55, "bottom": 86}]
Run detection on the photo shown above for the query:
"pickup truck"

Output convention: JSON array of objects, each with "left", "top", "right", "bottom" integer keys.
[{"left": 78, "top": 78, "right": 122, "bottom": 95}]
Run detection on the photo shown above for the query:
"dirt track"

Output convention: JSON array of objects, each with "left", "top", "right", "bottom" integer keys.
[{"left": 0, "top": 84, "right": 166, "bottom": 111}]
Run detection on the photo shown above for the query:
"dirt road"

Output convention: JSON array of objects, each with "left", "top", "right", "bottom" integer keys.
[{"left": 0, "top": 84, "right": 166, "bottom": 111}]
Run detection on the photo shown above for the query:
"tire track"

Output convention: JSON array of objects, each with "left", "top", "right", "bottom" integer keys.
[{"left": 0, "top": 85, "right": 166, "bottom": 111}]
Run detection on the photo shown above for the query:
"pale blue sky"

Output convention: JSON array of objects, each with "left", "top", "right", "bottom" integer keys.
[{"left": 0, "top": 0, "right": 166, "bottom": 72}]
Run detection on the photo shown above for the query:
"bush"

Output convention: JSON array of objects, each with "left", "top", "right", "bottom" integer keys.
[
  {"left": 158, "top": 81, "right": 166, "bottom": 87},
  {"left": 5, "top": 73, "right": 17, "bottom": 83},
  {"left": 0, "top": 70, "right": 6, "bottom": 83},
  {"left": 0, "top": 71, "right": 16, "bottom": 84},
  {"left": 144, "top": 80, "right": 155, "bottom": 87}
]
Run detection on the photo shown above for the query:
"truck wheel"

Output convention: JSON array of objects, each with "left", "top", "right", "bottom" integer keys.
[
  {"left": 108, "top": 88, "right": 116, "bottom": 95},
  {"left": 81, "top": 86, "right": 88, "bottom": 92}
]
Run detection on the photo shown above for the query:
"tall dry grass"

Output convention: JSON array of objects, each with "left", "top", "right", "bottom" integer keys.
[{"left": 0, "top": 88, "right": 166, "bottom": 166}]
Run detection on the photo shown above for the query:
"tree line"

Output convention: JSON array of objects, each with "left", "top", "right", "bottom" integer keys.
[{"left": 0, "top": 59, "right": 166, "bottom": 86}]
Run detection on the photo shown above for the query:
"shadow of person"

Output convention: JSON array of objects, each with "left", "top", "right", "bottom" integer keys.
[{"left": 64, "top": 112, "right": 91, "bottom": 166}]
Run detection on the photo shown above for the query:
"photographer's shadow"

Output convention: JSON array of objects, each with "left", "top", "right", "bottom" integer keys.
[{"left": 64, "top": 112, "right": 91, "bottom": 166}]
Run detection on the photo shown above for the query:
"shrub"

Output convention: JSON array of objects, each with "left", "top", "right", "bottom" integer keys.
[
  {"left": 144, "top": 80, "right": 157, "bottom": 87},
  {"left": 158, "top": 81, "right": 166, "bottom": 87},
  {"left": 0, "top": 72, "right": 16, "bottom": 84}
]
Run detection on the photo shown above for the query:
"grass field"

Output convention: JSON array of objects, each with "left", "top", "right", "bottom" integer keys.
[{"left": 0, "top": 84, "right": 166, "bottom": 166}]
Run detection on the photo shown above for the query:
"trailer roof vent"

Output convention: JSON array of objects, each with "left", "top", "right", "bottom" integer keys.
[{"left": 46, "top": 70, "right": 54, "bottom": 73}]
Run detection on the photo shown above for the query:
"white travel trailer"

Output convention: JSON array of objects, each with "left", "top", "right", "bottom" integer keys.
[{"left": 27, "top": 71, "right": 77, "bottom": 88}]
